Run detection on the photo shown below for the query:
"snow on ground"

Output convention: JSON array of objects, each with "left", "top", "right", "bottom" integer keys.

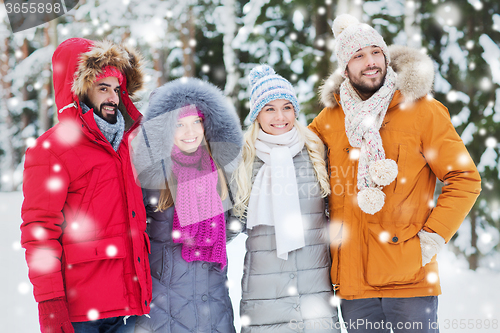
[{"left": 1, "top": 191, "right": 499, "bottom": 332}]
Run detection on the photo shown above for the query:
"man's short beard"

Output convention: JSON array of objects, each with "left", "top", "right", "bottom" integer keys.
[
  {"left": 346, "top": 65, "right": 387, "bottom": 100},
  {"left": 82, "top": 96, "right": 118, "bottom": 124},
  {"left": 97, "top": 102, "right": 118, "bottom": 124},
  {"left": 351, "top": 76, "right": 386, "bottom": 96}
]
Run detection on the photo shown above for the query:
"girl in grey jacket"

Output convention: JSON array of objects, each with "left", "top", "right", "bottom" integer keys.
[
  {"left": 232, "top": 65, "right": 340, "bottom": 333},
  {"left": 133, "top": 78, "right": 243, "bottom": 333}
]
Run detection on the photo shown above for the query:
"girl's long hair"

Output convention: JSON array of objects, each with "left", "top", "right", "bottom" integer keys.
[
  {"left": 232, "top": 120, "right": 330, "bottom": 218},
  {"left": 156, "top": 138, "right": 228, "bottom": 212}
]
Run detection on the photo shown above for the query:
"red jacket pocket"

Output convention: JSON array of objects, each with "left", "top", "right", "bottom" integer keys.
[{"left": 64, "top": 236, "right": 126, "bottom": 264}]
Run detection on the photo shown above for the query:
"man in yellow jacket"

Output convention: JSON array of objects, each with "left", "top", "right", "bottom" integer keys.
[{"left": 309, "top": 14, "right": 481, "bottom": 333}]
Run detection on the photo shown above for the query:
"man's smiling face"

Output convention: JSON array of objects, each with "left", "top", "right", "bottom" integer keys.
[
  {"left": 346, "top": 45, "right": 387, "bottom": 101},
  {"left": 84, "top": 76, "right": 121, "bottom": 124}
]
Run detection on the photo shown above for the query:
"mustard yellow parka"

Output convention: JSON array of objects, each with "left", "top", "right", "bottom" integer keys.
[{"left": 309, "top": 45, "right": 481, "bottom": 300}]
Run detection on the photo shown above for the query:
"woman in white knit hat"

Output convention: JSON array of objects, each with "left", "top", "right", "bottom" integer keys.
[{"left": 231, "top": 65, "right": 340, "bottom": 332}]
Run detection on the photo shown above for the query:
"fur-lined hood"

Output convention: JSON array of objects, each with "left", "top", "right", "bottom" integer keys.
[
  {"left": 132, "top": 78, "right": 243, "bottom": 189},
  {"left": 319, "top": 45, "right": 434, "bottom": 107},
  {"left": 52, "top": 38, "right": 145, "bottom": 122}
]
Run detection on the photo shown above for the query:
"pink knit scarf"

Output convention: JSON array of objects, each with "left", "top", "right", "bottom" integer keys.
[{"left": 171, "top": 144, "right": 227, "bottom": 268}]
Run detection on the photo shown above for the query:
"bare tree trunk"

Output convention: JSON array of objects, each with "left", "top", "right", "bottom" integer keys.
[
  {"left": 0, "top": 36, "right": 16, "bottom": 191},
  {"left": 47, "top": 19, "right": 58, "bottom": 126},
  {"left": 468, "top": 208, "right": 479, "bottom": 270},
  {"left": 404, "top": 0, "right": 422, "bottom": 49},
  {"left": 39, "top": 26, "right": 52, "bottom": 133},
  {"left": 153, "top": 47, "right": 168, "bottom": 86},
  {"left": 20, "top": 39, "right": 30, "bottom": 130},
  {"left": 221, "top": 0, "right": 240, "bottom": 116},
  {"left": 181, "top": 6, "right": 195, "bottom": 77},
  {"left": 335, "top": 0, "right": 363, "bottom": 19},
  {"left": 314, "top": 0, "right": 333, "bottom": 81}
]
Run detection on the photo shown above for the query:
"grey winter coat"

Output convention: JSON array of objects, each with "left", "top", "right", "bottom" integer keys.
[
  {"left": 133, "top": 77, "right": 242, "bottom": 333},
  {"left": 240, "top": 148, "right": 340, "bottom": 333},
  {"left": 134, "top": 190, "right": 236, "bottom": 333}
]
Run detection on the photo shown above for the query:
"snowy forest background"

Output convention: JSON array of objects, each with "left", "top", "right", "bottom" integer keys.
[{"left": 0, "top": 0, "right": 499, "bottom": 331}]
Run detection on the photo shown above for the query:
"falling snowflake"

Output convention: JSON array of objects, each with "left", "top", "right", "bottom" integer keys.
[
  {"left": 25, "top": 137, "right": 36, "bottom": 148},
  {"left": 329, "top": 295, "right": 341, "bottom": 307},
  {"left": 106, "top": 245, "right": 118, "bottom": 257},
  {"left": 426, "top": 272, "right": 438, "bottom": 284},
  {"left": 457, "top": 153, "right": 471, "bottom": 166},
  {"left": 28, "top": 248, "right": 59, "bottom": 274},
  {"left": 485, "top": 137, "right": 497, "bottom": 148},
  {"left": 12, "top": 241, "right": 21, "bottom": 251},
  {"left": 55, "top": 120, "right": 82, "bottom": 146},
  {"left": 87, "top": 309, "right": 99, "bottom": 321},
  {"left": 481, "top": 77, "right": 492, "bottom": 90},
  {"left": 149, "top": 196, "right": 158, "bottom": 205},
  {"left": 379, "top": 231, "right": 390, "bottom": 243},
  {"left": 240, "top": 315, "right": 251, "bottom": 327},
  {"left": 47, "top": 177, "right": 63, "bottom": 192},
  {"left": 349, "top": 148, "right": 360, "bottom": 161},
  {"left": 32, "top": 226, "right": 48, "bottom": 240},
  {"left": 446, "top": 90, "right": 458, "bottom": 102},
  {"left": 17, "top": 282, "right": 30, "bottom": 295},
  {"left": 229, "top": 220, "right": 241, "bottom": 232}
]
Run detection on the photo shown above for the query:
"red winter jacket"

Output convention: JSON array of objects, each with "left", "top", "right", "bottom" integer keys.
[{"left": 21, "top": 38, "right": 152, "bottom": 322}]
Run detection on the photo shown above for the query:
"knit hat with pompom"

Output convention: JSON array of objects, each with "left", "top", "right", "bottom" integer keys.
[
  {"left": 248, "top": 65, "right": 300, "bottom": 123},
  {"left": 333, "top": 14, "right": 389, "bottom": 77}
]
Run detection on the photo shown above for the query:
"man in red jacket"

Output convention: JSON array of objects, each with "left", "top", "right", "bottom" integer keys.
[{"left": 21, "top": 38, "right": 152, "bottom": 333}]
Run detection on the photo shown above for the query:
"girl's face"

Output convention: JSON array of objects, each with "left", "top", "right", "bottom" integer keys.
[
  {"left": 256, "top": 99, "right": 295, "bottom": 135},
  {"left": 173, "top": 115, "right": 204, "bottom": 153}
]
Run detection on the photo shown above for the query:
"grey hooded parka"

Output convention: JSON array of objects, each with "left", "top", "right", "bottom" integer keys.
[
  {"left": 133, "top": 78, "right": 243, "bottom": 333},
  {"left": 239, "top": 147, "right": 340, "bottom": 333}
]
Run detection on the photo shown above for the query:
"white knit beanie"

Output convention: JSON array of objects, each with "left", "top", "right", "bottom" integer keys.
[
  {"left": 248, "top": 65, "right": 300, "bottom": 123},
  {"left": 333, "top": 14, "right": 390, "bottom": 77}
]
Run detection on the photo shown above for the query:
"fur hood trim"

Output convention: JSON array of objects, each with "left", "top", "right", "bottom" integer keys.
[
  {"left": 319, "top": 45, "right": 434, "bottom": 107},
  {"left": 132, "top": 78, "right": 243, "bottom": 189},
  {"left": 72, "top": 40, "right": 145, "bottom": 99}
]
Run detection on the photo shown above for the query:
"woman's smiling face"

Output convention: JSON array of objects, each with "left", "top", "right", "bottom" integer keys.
[
  {"left": 256, "top": 99, "right": 295, "bottom": 135},
  {"left": 173, "top": 115, "right": 204, "bottom": 153}
]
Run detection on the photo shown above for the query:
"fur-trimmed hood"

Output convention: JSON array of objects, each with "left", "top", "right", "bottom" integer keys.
[
  {"left": 52, "top": 38, "right": 145, "bottom": 123},
  {"left": 319, "top": 45, "right": 434, "bottom": 107},
  {"left": 132, "top": 78, "right": 243, "bottom": 189}
]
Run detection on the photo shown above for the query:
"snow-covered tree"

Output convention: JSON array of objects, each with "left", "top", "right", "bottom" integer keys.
[
  {"left": 1, "top": 0, "right": 500, "bottom": 271},
  {"left": 419, "top": 0, "right": 500, "bottom": 270}
]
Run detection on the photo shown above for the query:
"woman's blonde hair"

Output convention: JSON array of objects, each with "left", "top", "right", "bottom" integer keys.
[
  {"left": 232, "top": 120, "right": 330, "bottom": 218},
  {"left": 156, "top": 138, "right": 228, "bottom": 212}
]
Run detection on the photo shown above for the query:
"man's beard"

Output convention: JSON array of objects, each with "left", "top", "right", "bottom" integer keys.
[
  {"left": 348, "top": 66, "right": 387, "bottom": 99},
  {"left": 96, "top": 102, "right": 119, "bottom": 124},
  {"left": 83, "top": 97, "right": 118, "bottom": 124}
]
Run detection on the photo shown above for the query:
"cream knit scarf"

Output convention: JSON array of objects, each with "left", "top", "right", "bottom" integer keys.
[
  {"left": 247, "top": 127, "right": 305, "bottom": 260},
  {"left": 339, "top": 66, "right": 398, "bottom": 215}
]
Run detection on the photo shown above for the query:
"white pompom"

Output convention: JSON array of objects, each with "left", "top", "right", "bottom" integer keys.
[
  {"left": 358, "top": 187, "right": 385, "bottom": 215},
  {"left": 369, "top": 159, "right": 398, "bottom": 186},
  {"left": 332, "top": 14, "right": 360, "bottom": 38}
]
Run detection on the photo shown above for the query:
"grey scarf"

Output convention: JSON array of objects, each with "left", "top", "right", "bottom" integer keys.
[{"left": 82, "top": 103, "right": 125, "bottom": 151}]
